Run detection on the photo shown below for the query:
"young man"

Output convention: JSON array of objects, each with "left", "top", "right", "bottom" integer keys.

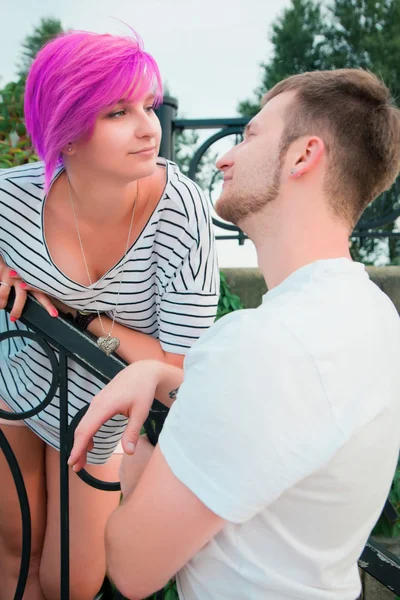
[{"left": 70, "top": 69, "right": 400, "bottom": 600}]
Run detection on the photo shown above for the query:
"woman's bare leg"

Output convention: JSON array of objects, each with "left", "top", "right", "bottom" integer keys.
[
  {"left": 40, "top": 446, "right": 121, "bottom": 600},
  {"left": 0, "top": 424, "right": 46, "bottom": 600}
]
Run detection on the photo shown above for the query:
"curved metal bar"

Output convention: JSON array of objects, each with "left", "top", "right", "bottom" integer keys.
[
  {"left": 0, "top": 330, "right": 59, "bottom": 420},
  {"left": 356, "top": 205, "right": 400, "bottom": 230},
  {"left": 188, "top": 126, "right": 243, "bottom": 181},
  {"left": 356, "top": 179, "right": 400, "bottom": 230},
  {"left": 66, "top": 406, "right": 121, "bottom": 492},
  {"left": 188, "top": 127, "right": 246, "bottom": 234},
  {"left": 65, "top": 397, "right": 168, "bottom": 492},
  {"left": 0, "top": 428, "right": 31, "bottom": 600}
]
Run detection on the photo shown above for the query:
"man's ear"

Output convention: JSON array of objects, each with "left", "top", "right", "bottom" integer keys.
[{"left": 289, "top": 136, "right": 325, "bottom": 179}]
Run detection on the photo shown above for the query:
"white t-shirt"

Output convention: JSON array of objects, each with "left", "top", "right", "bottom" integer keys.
[{"left": 159, "top": 258, "right": 400, "bottom": 600}]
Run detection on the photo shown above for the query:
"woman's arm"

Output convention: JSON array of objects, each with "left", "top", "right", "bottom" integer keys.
[
  {"left": 24, "top": 294, "right": 185, "bottom": 368},
  {"left": 87, "top": 314, "right": 184, "bottom": 368},
  {"left": 68, "top": 359, "right": 184, "bottom": 470}
]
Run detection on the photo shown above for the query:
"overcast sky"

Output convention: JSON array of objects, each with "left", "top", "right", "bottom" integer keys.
[{"left": 2, "top": 0, "right": 292, "bottom": 267}]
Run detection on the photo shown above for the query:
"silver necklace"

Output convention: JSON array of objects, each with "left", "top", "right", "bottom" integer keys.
[{"left": 67, "top": 175, "right": 137, "bottom": 356}]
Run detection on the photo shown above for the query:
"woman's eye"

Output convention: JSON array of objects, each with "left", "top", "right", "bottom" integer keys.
[
  {"left": 145, "top": 105, "right": 155, "bottom": 113},
  {"left": 108, "top": 109, "right": 126, "bottom": 118}
]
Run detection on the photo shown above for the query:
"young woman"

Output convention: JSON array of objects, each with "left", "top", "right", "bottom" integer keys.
[{"left": 0, "top": 30, "right": 219, "bottom": 600}]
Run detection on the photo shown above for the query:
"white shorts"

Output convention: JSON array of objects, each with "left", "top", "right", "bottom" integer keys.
[{"left": 0, "top": 397, "right": 123, "bottom": 454}]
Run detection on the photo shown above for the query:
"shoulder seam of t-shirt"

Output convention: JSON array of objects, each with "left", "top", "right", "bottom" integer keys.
[{"left": 276, "top": 317, "right": 347, "bottom": 439}]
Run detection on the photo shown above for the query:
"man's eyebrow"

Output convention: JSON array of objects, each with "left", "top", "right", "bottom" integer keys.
[{"left": 244, "top": 122, "right": 257, "bottom": 135}]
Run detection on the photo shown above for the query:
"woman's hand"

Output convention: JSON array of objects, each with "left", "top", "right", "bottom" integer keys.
[
  {"left": 68, "top": 360, "right": 167, "bottom": 471},
  {"left": 0, "top": 259, "right": 59, "bottom": 321}
]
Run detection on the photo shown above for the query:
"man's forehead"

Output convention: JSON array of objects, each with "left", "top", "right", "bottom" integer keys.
[{"left": 252, "top": 90, "right": 297, "bottom": 128}]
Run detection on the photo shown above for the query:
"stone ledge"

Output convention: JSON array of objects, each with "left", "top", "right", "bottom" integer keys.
[{"left": 223, "top": 266, "right": 400, "bottom": 313}]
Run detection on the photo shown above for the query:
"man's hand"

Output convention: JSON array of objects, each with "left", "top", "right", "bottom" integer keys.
[
  {"left": 119, "top": 435, "right": 154, "bottom": 498},
  {"left": 68, "top": 360, "right": 166, "bottom": 471}
]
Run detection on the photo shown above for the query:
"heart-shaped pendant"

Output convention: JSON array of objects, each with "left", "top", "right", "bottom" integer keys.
[{"left": 97, "top": 336, "right": 120, "bottom": 356}]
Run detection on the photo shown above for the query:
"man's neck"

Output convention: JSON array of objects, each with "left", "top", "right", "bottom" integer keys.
[{"left": 243, "top": 207, "right": 352, "bottom": 290}]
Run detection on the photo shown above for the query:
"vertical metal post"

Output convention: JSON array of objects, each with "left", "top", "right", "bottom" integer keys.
[
  {"left": 59, "top": 350, "right": 70, "bottom": 600},
  {"left": 156, "top": 96, "right": 178, "bottom": 161}
]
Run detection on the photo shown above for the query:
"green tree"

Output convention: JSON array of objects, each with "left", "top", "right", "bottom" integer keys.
[
  {"left": 0, "top": 18, "right": 64, "bottom": 168},
  {"left": 324, "top": 0, "right": 400, "bottom": 262},
  {"left": 17, "top": 17, "right": 63, "bottom": 79},
  {"left": 238, "top": 0, "right": 400, "bottom": 263},
  {"left": 238, "top": 0, "right": 327, "bottom": 117}
]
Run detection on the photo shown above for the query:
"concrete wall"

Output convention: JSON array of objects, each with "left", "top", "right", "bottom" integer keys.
[{"left": 223, "top": 266, "right": 400, "bottom": 313}]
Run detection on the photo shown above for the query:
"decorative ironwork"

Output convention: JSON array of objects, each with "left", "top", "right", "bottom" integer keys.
[{"left": 0, "top": 292, "right": 167, "bottom": 599}]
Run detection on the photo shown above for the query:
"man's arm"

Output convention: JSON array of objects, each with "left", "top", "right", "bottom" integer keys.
[{"left": 106, "top": 445, "right": 225, "bottom": 600}]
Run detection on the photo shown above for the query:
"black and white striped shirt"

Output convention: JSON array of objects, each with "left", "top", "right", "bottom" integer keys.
[{"left": 0, "top": 158, "right": 219, "bottom": 463}]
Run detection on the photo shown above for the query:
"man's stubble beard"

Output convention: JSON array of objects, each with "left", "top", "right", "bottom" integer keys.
[{"left": 215, "top": 158, "right": 283, "bottom": 226}]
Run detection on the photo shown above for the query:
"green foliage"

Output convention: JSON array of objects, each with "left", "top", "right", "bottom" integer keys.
[
  {"left": 238, "top": 0, "right": 327, "bottom": 117},
  {"left": 17, "top": 17, "right": 63, "bottom": 79},
  {"left": 239, "top": 0, "right": 400, "bottom": 117},
  {"left": 216, "top": 271, "right": 244, "bottom": 319},
  {"left": 174, "top": 127, "right": 218, "bottom": 193},
  {"left": 174, "top": 129, "right": 200, "bottom": 175},
  {"left": 373, "top": 464, "right": 400, "bottom": 538},
  {"left": 145, "top": 578, "right": 179, "bottom": 599},
  {"left": 0, "top": 18, "right": 64, "bottom": 169},
  {"left": 0, "top": 79, "right": 37, "bottom": 168}
]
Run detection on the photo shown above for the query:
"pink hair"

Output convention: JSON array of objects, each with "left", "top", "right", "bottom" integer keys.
[{"left": 24, "top": 29, "right": 163, "bottom": 190}]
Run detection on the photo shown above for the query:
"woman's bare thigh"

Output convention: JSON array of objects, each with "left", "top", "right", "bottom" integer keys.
[
  {"left": 0, "top": 424, "right": 46, "bottom": 600},
  {"left": 40, "top": 445, "right": 121, "bottom": 600}
]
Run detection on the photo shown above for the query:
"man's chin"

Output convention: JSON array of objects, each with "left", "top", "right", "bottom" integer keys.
[{"left": 215, "top": 194, "right": 241, "bottom": 227}]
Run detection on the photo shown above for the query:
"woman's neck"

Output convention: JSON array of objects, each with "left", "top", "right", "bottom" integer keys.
[
  {"left": 67, "top": 172, "right": 138, "bottom": 225},
  {"left": 50, "top": 168, "right": 138, "bottom": 226}
]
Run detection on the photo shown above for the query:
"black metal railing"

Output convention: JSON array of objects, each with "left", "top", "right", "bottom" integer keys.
[{"left": 1, "top": 291, "right": 167, "bottom": 600}]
